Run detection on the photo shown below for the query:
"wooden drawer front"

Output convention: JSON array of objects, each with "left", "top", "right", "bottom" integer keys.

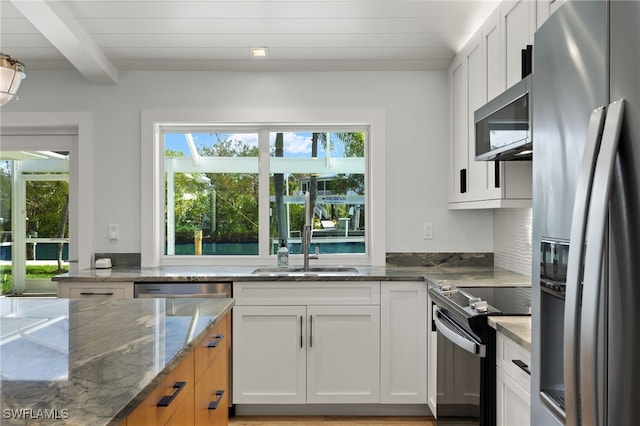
[
  {"left": 165, "top": 387, "right": 195, "bottom": 426},
  {"left": 195, "top": 345, "right": 229, "bottom": 426},
  {"left": 194, "top": 314, "right": 228, "bottom": 380},
  {"left": 234, "top": 281, "right": 380, "bottom": 305},
  {"left": 126, "top": 351, "right": 195, "bottom": 426},
  {"left": 496, "top": 333, "right": 531, "bottom": 390}
]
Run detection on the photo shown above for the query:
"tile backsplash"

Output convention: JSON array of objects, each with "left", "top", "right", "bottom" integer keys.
[{"left": 493, "top": 208, "right": 532, "bottom": 275}]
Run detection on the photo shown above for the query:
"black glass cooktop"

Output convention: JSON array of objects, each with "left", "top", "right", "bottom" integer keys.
[{"left": 457, "top": 286, "right": 531, "bottom": 315}]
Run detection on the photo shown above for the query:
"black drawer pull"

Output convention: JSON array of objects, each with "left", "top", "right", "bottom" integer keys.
[
  {"left": 207, "top": 334, "right": 224, "bottom": 348},
  {"left": 80, "top": 292, "right": 114, "bottom": 296},
  {"left": 208, "top": 390, "right": 225, "bottom": 410},
  {"left": 157, "top": 381, "right": 186, "bottom": 407},
  {"left": 512, "top": 359, "right": 531, "bottom": 375}
]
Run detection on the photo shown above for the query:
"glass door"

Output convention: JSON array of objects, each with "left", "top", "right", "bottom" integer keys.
[{"left": 0, "top": 151, "right": 69, "bottom": 295}]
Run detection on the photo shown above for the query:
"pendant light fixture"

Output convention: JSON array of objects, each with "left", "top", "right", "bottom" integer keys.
[{"left": 0, "top": 52, "right": 26, "bottom": 106}]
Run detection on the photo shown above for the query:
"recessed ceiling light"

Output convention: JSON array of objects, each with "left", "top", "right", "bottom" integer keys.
[{"left": 250, "top": 47, "right": 268, "bottom": 58}]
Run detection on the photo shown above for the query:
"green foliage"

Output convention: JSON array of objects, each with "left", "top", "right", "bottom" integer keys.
[
  {"left": 167, "top": 137, "right": 259, "bottom": 244},
  {"left": 25, "top": 180, "right": 69, "bottom": 237},
  {"left": 1, "top": 265, "right": 69, "bottom": 294}
]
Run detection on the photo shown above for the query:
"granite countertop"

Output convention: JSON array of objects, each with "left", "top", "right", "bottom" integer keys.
[
  {"left": 488, "top": 316, "right": 532, "bottom": 351},
  {"left": 53, "top": 265, "right": 531, "bottom": 287},
  {"left": 0, "top": 297, "right": 234, "bottom": 426}
]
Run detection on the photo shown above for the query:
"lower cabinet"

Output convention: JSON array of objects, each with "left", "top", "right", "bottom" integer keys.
[
  {"left": 496, "top": 332, "right": 531, "bottom": 426},
  {"left": 233, "top": 303, "right": 380, "bottom": 404},
  {"left": 123, "top": 311, "right": 230, "bottom": 426},
  {"left": 380, "top": 282, "right": 427, "bottom": 404},
  {"left": 233, "top": 280, "right": 428, "bottom": 407}
]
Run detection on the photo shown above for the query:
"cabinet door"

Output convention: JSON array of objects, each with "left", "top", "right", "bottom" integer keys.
[
  {"left": 381, "top": 282, "right": 427, "bottom": 404},
  {"left": 467, "top": 34, "right": 498, "bottom": 201},
  {"left": 232, "top": 305, "right": 306, "bottom": 404},
  {"left": 449, "top": 55, "right": 469, "bottom": 203},
  {"left": 306, "top": 305, "right": 380, "bottom": 403},
  {"left": 502, "top": 0, "right": 536, "bottom": 89},
  {"left": 496, "top": 367, "right": 531, "bottom": 426},
  {"left": 483, "top": 10, "right": 503, "bottom": 101}
]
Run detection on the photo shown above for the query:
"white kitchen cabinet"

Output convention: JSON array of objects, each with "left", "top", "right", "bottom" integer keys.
[
  {"left": 483, "top": 7, "right": 504, "bottom": 101},
  {"left": 449, "top": 33, "right": 499, "bottom": 206},
  {"left": 232, "top": 305, "right": 306, "bottom": 403},
  {"left": 58, "top": 281, "right": 134, "bottom": 298},
  {"left": 306, "top": 305, "right": 380, "bottom": 403},
  {"left": 232, "top": 281, "right": 381, "bottom": 405},
  {"left": 448, "top": 0, "right": 532, "bottom": 210},
  {"left": 380, "top": 282, "right": 427, "bottom": 404},
  {"left": 449, "top": 53, "right": 469, "bottom": 205},
  {"left": 501, "top": 0, "right": 536, "bottom": 89},
  {"left": 496, "top": 332, "right": 531, "bottom": 426}
]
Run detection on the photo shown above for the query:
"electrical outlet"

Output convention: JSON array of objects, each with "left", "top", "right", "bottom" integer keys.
[
  {"left": 423, "top": 223, "right": 433, "bottom": 240},
  {"left": 108, "top": 224, "right": 119, "bottom": 240}
]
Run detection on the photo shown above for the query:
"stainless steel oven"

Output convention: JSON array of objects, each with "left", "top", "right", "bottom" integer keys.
[{"left": 429, "top": 284, "right": 531, "bottom": 426}]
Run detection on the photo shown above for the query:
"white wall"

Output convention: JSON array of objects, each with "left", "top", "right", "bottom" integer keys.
[{"left": 3, "top": 69, "right": 493, "bottom": 256}]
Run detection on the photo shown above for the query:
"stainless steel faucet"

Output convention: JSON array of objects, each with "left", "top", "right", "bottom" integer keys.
[{"left": 302, "top": 191, "right": 319, "bottom": 270}]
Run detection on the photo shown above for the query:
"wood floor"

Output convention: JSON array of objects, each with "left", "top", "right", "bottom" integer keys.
[{"left": 228, "top": 416, "right": 436, "bottom": 426}]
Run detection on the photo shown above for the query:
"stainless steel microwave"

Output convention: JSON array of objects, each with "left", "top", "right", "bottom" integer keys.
[{"left": 474, "top": 75, "right": 532, "bottom": 161}]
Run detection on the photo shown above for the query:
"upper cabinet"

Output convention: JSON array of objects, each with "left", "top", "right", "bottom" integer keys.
[
  {"left": 448, "top": 0, "right": 538, "bottom": 209},
  {"left": 501, "top": 1, "right": 536, "bottom": 89}
]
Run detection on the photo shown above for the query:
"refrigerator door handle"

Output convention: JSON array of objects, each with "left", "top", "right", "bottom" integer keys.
[
  {"left": 563, "top": 106, "right": 607, "bottom": 426},
  {"left": 580, "top": 99, "right": 625, "bottom": 426}
]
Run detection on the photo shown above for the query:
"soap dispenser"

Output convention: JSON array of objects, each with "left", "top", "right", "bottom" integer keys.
[{"left": 277, "top": 240, "right": 289, "bottom": 267}]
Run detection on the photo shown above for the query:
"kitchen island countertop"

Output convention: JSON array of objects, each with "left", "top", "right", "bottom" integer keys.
[{"left": 0, "top": 297, "right": 233, "bottom": 425}]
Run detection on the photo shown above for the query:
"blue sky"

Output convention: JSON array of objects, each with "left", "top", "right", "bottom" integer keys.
[{"left": 165, "top": 132, "right": 344, "bottom": 158}]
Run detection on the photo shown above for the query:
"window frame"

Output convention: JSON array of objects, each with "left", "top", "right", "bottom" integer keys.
[{"left": 141, "top": 109, "right": 386, "bottom": 267}]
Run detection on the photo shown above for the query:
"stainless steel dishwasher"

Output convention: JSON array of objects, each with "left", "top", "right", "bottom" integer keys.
[{"left": 134, "top": 282, "right": 232, "bottom": 298}]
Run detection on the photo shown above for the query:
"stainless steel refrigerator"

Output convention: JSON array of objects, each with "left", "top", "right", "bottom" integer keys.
[{"left": 532, "top": 1, "right": 640, "bottom": 425}]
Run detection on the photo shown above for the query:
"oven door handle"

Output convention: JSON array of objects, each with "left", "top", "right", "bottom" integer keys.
[{"left": 433, "top": 307, "right": 486, "bottom": 358}]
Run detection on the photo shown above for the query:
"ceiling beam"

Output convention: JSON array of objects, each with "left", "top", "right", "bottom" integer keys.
[{"left": 9, "top": 0, "right": 119, "bottom": 84}]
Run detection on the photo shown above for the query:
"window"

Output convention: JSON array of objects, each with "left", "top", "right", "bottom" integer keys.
[{"left": 142, "top": 109, "right": 385, "bottom": 266}]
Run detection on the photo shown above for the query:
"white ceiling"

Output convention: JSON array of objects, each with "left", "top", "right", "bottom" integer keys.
[{"left": 1, "top": 0, "right": 500, "bottom": 84}]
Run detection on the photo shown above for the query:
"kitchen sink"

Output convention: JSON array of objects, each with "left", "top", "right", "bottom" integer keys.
[{"left": 251, "top": 266, "right": 360, "bottom": 276}]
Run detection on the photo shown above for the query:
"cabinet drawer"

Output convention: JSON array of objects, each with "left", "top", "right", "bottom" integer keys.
[
  {"left": 496, "top": 332, "right": 531, "bottom": 390},
  {"left": 195, "top": 341, "right": 229, "bottom": 425},
  {"left": 194, "top": 314, "right": 228, "bottom": 380},
  {"left": 58, "top": 282, "right": 134, "bottom": 299},
  {"left": 126, "top": 351, "right": 195, "bottom": 426},
  {"left": 234, "top": 281, "right": 380, "bottom": 305}
]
